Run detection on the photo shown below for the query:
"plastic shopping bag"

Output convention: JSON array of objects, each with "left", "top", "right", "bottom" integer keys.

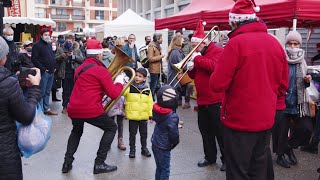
[
  {"left": 307, "top": 81, "right": 320, "bottom": 102},
  {"left": 16, "top": 104, "right": 52, "bottom": 158}
]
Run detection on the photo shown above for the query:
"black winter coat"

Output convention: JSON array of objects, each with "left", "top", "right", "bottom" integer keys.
[
  {"left": 31, "top": 39, "right": 56, "bottom": 74},
  {"left": 3, "top": 38, "right": 19, "bottom": 73},
  {"left": 0, "top": 67, "right": 41, "bottom": 179}
]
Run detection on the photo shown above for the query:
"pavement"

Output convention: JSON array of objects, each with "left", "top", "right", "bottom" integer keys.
[{"left": 22, "top": 91, "right": 320, "bottom": 180}]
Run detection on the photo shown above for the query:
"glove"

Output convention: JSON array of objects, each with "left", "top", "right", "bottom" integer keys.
[
  {"left": 187, "top": 61, "right": 194, "bottom": 71},
  {"left": 191, "top": 52, "right": 201, "bottom": 61},
  {"left": 114, "top": 72, "right": 126, "bottom": 85}
]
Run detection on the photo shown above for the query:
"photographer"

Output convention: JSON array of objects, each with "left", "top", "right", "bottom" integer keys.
[
  {"left": 56, "top": 34, "right": 84, "bottom": 114},
  {"left": 0, "top": 36, "right": 41, "bottom": 180}
]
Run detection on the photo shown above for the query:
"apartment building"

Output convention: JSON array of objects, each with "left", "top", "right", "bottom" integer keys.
[{"left": 26, "top": 0, "right": 118, "bottom": 32}]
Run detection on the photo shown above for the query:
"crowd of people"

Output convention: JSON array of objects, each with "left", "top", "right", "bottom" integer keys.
[{"left": 1, "top": 0, "right": 320, "bottom": 179}]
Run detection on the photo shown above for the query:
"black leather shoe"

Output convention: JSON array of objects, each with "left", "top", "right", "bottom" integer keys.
[
  {"left": 197, "top": 159, "right": 214, "bottom": 167},
  {"left": 62, "top": 162, "right": 72, "bottom": 173},
  {"left": 129, "top": 149, "right": 135, "bottom": 158},
  {"left": 285, "top": 148, "right": 298, "bottom": 165},
  {"left": 93, "top": 162, "right": 117, "bottom": 174},
  {"left": 220, "top": 163, "right": 226, "bottom": 171},
  {"left": 276, "top": 155, "right": 290, "bottom": 168},
  {"left": 141, "top": 148, "right": 151, "bottom": 157}
]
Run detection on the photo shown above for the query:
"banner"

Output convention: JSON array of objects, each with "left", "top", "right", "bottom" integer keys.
[{"left": 8, "top": 0, "right": 21, "bottom": 17}]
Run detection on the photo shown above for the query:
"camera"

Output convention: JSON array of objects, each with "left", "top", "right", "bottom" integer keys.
[{"left": 18, "top": 67, "right": 37, "bottom": 88}]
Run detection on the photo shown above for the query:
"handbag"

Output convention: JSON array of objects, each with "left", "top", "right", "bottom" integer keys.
[
  {"left": 309, "top": 100, "right": 317, "bottom": 118},
  {"left": 16, "top": 104, "right": 52, "bottom": 158},
  {"left": 307, "top": 81, "right": 319, "bottom": 102}
]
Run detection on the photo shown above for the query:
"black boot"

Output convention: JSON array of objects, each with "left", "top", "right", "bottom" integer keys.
[
  {"left": 276, "top": 155, "right": 290, "bottom": 168},
  {"left": 141, "top": 147, "right": 151, "bottom": 157},
  {"left": 129, "top": 148, "right": 135, "bottom": 158},
  {"left": 301, "top": 138, "right": 319, "bottom": 154},
  {"left": 93, "top": 162, "right": 117, "bottom": 174},
  {"left": 197, "top": 159, "right": 215, "bottom": 167},
  {"left": 220, "top": 163, "right": 226, "bottom": 171},
  {"left": 285, "top": 148, "right": 298, "bottom": 165},
  {"left": 62, "top": 162, "right": 72, "bottom": 173}
]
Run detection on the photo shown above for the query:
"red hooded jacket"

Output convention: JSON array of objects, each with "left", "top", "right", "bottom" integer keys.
[
  {"left": 67, "top": 57, "right": 123, "bottom": 118},
  {"left": 210, "top": 21, "right": 288, "bottom": 132},
  {"left": 188, "top": 43, "right": 224, "bottom": 105}
]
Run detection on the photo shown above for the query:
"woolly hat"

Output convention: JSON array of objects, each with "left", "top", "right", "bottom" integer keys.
[
  {"left": 191, "top": 20, "right": 208, "bottom": 43},
  {"left": 157, "top": 85, "right": 179, "bottom": 109},
  {"left": 136, "top": 68, "right": 147, "bottom": 77},
  {"left": 86, "top": 38, "right": 103, "bottom": 54},
  {"left": 229, "top": 0, "right": 260, "bottom": 23},
  {"left": 285, "top": 31, "right": 302, "bottom": 45}
]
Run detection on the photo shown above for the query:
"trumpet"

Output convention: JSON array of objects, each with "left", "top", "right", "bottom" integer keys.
[
  {"left": 102, "top": 46, "right": 136, "bottom": 112},
  {"left": 169, "top": 26, "right": 220, "bottom": 87}
]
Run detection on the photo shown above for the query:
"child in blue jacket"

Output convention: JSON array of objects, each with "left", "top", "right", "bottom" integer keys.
[{"left": 151, "top": 85, "right": 180, "bottom": 180}]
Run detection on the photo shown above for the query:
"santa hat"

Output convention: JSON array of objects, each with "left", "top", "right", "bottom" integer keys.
[
  {"left": 86, "top": 38, "right": 103, "bottom": 54},
  {"left": 229, "top": 0, "right": 260, "bottom": 23},
  {"left": 191, "top": 20, "right": 208, "bottom": 43}
]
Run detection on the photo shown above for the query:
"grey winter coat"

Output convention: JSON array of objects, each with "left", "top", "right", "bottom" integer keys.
[
  {"left": 167, "top": 48, "right": 185, "bottom": 90},
  {"left": 102, "top": 48, "right": 115, "bottom": 67}
]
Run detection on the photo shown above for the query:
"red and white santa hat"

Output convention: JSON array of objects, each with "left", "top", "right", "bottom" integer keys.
[
  {"left": 229, "top": 0, "right": 260, "bottom": 23},
  {"left": 191, "top": 20, "right": 208, "bottom": 43},
  {"left": 86, "top": 38, "right": 103, "bottom": 54}
]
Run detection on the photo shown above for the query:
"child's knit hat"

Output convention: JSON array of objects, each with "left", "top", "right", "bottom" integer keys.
[{"left": 157, "top": 85, "right": 178, "bottom": 109}]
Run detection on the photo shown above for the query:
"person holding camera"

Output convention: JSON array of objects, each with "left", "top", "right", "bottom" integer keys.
[
  {"left": 0, "top": 36, "right": 41, "bottom": 180},
  {"left": 56, "top": 34, "right": 84, "bottom": 114}
]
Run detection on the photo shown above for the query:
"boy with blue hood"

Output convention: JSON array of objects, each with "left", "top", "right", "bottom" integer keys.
[{"left": 151, "top": 85, "right": 180, "bottom": 180}]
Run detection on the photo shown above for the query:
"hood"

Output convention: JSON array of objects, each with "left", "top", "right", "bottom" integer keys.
[
  {"left": 0, "top": 66, "right": 13, "bottom": 82},
  {"left": 228, "top": 21, "right": 268, "bottom": 39},
  {"left": 152, "top": 103, "right": 173, "bottom": 123},
  {"left": 62, "top": 41, "right": 80, "bottom": 51}
]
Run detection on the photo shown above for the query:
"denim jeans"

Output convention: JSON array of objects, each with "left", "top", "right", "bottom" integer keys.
[
  {"left": 150, "top": 73, "right": 160, "bottom": 101},
  {"left": 152, "top": 145, "right": 171, "bottom": 180},
  {"left": 179, "top": 83, "right": 193, "bottom": 103},
  {"left": 39, "top": 72, "right": 54, "bottom": 112}
]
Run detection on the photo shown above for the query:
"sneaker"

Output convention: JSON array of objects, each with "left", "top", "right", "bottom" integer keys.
[
  {"left": 182, "top": 102, "right": 191, "bottom": 109},
  {"left": 141, "top": 148, "right": 151, "bottom": 157},
  {"left": 129, "top": 149, "right": 135, "bottom": 158},
  {"left": 178, "top": 124, "right": 183, "bottom": 128},
  {"left": 93, "top": 162, "right": 117, "bottom": 174},
  {"left": 179, "top": 120, "right": 184, "bottom": 125}
]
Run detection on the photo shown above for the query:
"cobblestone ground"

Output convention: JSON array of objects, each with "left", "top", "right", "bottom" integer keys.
[{"left": 23, "top": 92, "right": 320, "bottom": 180}]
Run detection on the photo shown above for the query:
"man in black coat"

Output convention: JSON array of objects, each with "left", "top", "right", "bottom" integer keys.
[
  {"left": 2, "top": 27, "right": 19, "bottom": 73},
  {"left": 31, "top": 28, "right": 58, "bottom": 115}
]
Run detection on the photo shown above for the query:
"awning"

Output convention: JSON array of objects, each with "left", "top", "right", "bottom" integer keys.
[
  {"left": 4, "top": 17, "right": 56, "bottom": 28},
  {"left": 51, "top": 30, "right": 71, "bottom": 37}
]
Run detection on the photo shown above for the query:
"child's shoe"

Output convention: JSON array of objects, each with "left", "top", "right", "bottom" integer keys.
[
  {"left": 141, "top": 147, "right": 151, "bottom": 157},
  {"left": 129, "top": 148, "right": 135, "bottom": 158},
  {"left": 117, "top": 138, "right": 126, "bottom": 150}
]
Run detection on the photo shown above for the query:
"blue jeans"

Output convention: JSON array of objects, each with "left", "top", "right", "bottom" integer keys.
[
  {"left": 152, "top": 145, "right": 171, "bottom": 180},
  {"left": 39, "top": 72, "right": 54, "bottom": 112},
  {"left": 150, "top": 73, "right": 160, "bottom": 101}
]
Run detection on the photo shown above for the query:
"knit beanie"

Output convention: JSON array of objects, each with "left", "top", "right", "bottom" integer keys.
[
  {"left": 285, "top": 31, "right": 302, "bottom": 45},
  {"left": 156, "top": 85, "right": 178, "bottom": 109}
]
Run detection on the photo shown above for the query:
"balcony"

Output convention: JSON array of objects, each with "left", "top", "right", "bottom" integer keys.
[
  {"left": 51, "top": 14, "right": 70, "bottom": 20},
  {"left": 72, "top": 15, "right": 85, "bottom": 21},
  {"left": 49, "top": 1, "right": 84, "bottom": 9},
  {"left": 72, "top": 2, "right": 85, "bottom": 7},
  {"left": 95, "top": 3, "right": 105, "bottom": 7}
]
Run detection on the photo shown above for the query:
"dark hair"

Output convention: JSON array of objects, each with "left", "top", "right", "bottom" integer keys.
[
  {"left": 128, "top": 34, "right": 136, "bottom": 38},
  {"left": 153, "top": 33, "right": 162, "bottom": 42},
  {"left": 136, "top": 68, "right": 147, "bottom": 77},
  {"left": 236, "top": 18, "right": 259, "bottom": 27},
  {"left": 188, "top": 34, "right": 193, "bottom": 40},
  {"left": 39, "top": 28, "right": 50, "bottom": 36},
  {"left": 175, "top": 29, "right": 183, "bottom": 35},
  {"left": 102, "top": 40, "right": 109, "bottom": 48},
  {"left": 145, "top": 36, "right": 151, "bottom": 41}
]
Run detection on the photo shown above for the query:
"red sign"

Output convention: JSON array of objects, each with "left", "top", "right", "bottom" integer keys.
[{"left": 8, "top": 0, "right": 21, "bottom": 17}]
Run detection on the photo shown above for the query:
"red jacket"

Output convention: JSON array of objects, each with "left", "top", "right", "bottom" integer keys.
[
  {"left": 188, "top": 43, "right": 224, "bottom": 105},
  {"left": 67, "top": 57, "right": 123, "bottom": 118},
  {"left": 209, "top": 22, "right": 288, "bottom": 132}
]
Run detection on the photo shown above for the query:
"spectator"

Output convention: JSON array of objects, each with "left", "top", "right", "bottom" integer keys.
[
  {"left": 2, "top": 27, "right": 19, "bottom": 73},
  {"left": 122, "top": 34, "right": 140, "bottom": 69}
]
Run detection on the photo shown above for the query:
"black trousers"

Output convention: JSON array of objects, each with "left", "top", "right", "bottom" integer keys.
[
  {"left": 129, "top": 120, "right": 148, "bottom": 150},
  {"left": 64, "top": 114, "right": 117, "bottom": 164},
  {"left": 272, "top": 110, "right": 289, "bottom": 155},
  {"left": 224, "top": 127, "right": 274, "bottom": 180},
  {"left": 62, "top": 74, "right": 74, "bottom": 108},
  {"left": 112, "top": 115, "right": 124, "bottom": 138},
  {"left": 287, "top": 114, "right": 313, "bottom": 148},
  {"left": 198, "top": 103, "right": 224, "bottom": 163}
]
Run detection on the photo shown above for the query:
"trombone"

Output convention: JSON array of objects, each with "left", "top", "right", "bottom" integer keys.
[{"left": 168, "top": 26, "right": 220, "bottom": 87}]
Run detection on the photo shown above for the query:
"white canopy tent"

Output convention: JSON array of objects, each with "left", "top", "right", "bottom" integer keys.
[
  {"left": 4, "top": 17, "right": 56, "bottom": 27},
  {"left": 95, "top": 9, "right": 168, "bottom": 54}
]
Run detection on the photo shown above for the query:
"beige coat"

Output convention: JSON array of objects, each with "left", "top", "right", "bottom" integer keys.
[{"left": 147, "top": 41, "right": 162, "bottom": 74}]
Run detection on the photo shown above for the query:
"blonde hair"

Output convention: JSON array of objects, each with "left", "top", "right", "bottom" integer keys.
[
  {"left": 166, "top": 35, "right": 183, "bottom": 61},
  {"left": 115, "top": 37, "right": 125, "bottom": 48}
]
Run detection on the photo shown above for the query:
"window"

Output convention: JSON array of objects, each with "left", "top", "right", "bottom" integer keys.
[
  {"left": 35, "top": 0, "right": 45, "bottom": 4},
  {"left": 57, "top": 8, "right": 67, "bottom": 15},
  {"left": 95, "top": 0, "right": 104, "bottom": 3},
  {"left": 57, "top": 22, "right": 66, "bottom": 31},
  {"left": 35, "top": 8, "right": 45, "bottom": 18},
  {"left": 95, "top": 11, "right": 104, "bottom": 20},
  {"left": 52, "top": 0, "right": 67, "bottom": 5},
  {"left": 74, "top": 9, "right": 82, "bottom": 16}
]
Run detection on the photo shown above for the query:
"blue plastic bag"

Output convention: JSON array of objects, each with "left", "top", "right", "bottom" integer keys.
[{"left": 16, "top": 104, "right": 52, "bottom": 158}]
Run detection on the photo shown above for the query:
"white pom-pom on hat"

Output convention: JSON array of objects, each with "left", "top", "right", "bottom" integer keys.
[
  {"left": 202, "top": 21, "right": 207, "bottom": 26},
  {"left": 253, "top": 6, "right": 260, "bottom": 13}
]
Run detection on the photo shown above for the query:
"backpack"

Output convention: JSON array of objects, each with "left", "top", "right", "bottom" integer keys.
[{"left": 139, "top": 45, "right": 149, "bottom": 68}]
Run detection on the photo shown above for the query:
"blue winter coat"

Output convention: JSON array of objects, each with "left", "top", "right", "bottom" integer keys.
[{"left": 122, "top": 43, "right": 140, "bottom": 68}]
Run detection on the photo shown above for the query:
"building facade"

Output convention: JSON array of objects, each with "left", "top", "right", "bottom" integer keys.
[{"left": 8, "top": 0, "right": 118, "bottom": 32}]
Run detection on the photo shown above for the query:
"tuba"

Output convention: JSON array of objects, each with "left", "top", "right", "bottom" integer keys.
[
  {"left": 169, "top": 26, "right": 220, "bottom": 87},
  {"left": 102, "top": 46, "right": 136, "bottom": 112}
]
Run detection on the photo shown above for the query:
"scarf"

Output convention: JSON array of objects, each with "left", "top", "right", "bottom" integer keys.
[
  {"left": 132, "top": 81, "right": 148, "bottom": 90},
  {"left": 286, "top": 47, "right": 310, "bottom": 117}
]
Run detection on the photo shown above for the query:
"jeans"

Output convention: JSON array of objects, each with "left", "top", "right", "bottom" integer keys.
[
  {"left": 152, "top": 145, "right": 171, "bottom": 180},
  {"left": 150, "top": 73, "right": 160, "bottom": 101},
  {"left": 129, "top": 120, "right": 148, "bottom": 150},
  {"left": 62, "top": 74, "right": 75, "bottom": 108},
  {"left": 64, "top": 114, "right": 117, "bottom": 164},
  {"left": 39, "top": 72, "right": 54, "bottom": 112},
  {"left": 179, "top": 83, "right": 192, "bottom": 103}
]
